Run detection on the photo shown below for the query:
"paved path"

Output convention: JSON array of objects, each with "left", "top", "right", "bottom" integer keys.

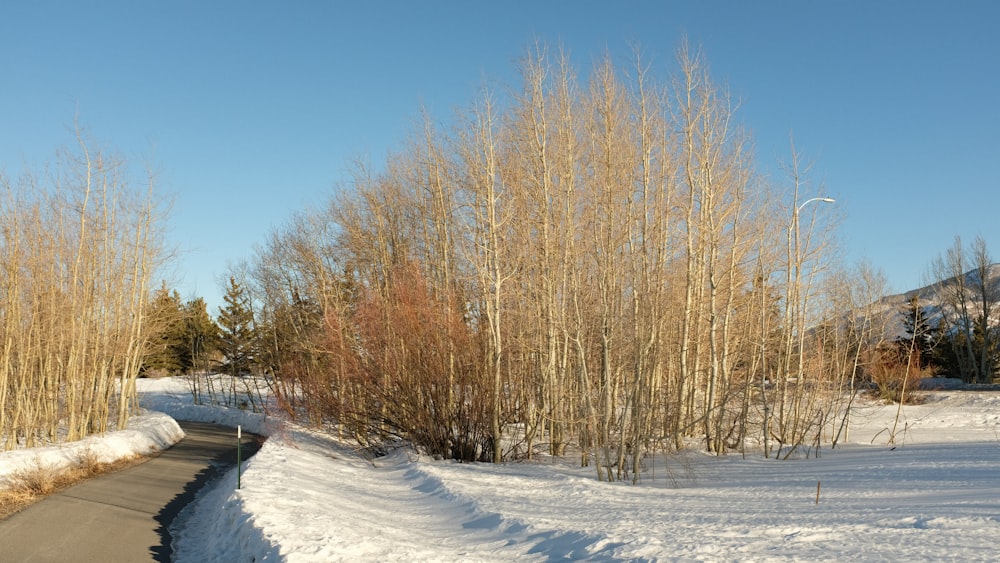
[{"left": 0, "top": 421, "right": 261, "bottom": 562}]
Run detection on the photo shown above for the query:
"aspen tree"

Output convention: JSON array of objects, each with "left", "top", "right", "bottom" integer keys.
[
  {"left": 968, "top": 236, "right": 998, "bottom": 383},
  {"left": 637, "top": 49, "right": 683, "bottom": 467},
  {"left": 405, "top": 114, "right": 465, "bottom": 443},
  {"left": 458, "top": 89, "right": 516, "bottom": 462},
  {"left": 770, "top": 143, "right": 839, "bottom": 456},
  {"left": 510, "top": 43, "right": 571, "bottom": 456},
  {"left": 671, "top": 43, "right": 710, "bottom": 446},
  {"left": 619, "top": 47, "right": 677, "bottom": 476},
  {"left": 582, "top": 53, "right": 632, "bottom": 476}
]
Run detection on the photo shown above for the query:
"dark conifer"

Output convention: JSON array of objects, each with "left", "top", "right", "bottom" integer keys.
[
  {"left": 896, "top": 295, "right": 935, "bottom": 370},
  {"left": 217, "top": 277, "right": 257, "bottom": 377},
  {"left": 180, "top": 297, "right": 220, "bottom": 373},
  {"left": 143, "top": 283, "right": 187, "bottom": 376}
]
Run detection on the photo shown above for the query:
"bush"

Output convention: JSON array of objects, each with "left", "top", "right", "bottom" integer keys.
[{"left": 863, "top": 346, "right": 927, "bottom": 404}]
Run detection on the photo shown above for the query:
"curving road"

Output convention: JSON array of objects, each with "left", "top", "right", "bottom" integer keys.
[{"left": 0, "top": 421, "right": 260, "bottom": 562}]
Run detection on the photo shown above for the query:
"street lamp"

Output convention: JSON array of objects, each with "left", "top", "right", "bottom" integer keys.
[
  {"left": 768, "top": 194, "right": 834, "bottom": 458},
  {"left": 797, "top": 197, "right": 836, "bottom": 214},
  {"left": 790, "top": 195, "right": 835, "bottom": 344},
  {"left": 792, "top": 196, "right": 835, "bottom": 308}
]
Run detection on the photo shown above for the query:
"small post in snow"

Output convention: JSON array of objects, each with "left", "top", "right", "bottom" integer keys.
[
  {"left": 237, "top": 425, "right": 242, "bottom": 490},
  {"left": 815, "top": 480, "right": 821, "bottom": 504}
]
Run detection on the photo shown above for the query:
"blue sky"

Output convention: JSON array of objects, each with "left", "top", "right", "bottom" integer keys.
[{"left": 2, "top": 1, "right": 998, "bottom": 311}]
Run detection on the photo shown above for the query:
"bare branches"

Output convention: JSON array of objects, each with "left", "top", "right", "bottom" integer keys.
[
  {"left": 0, "top": 133, "right": 166, "bottom": 449},
  {"left": 244, "top": 40, "right": 852, "bottom": 473}
]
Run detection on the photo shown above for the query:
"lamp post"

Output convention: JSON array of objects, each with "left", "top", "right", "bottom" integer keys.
[
  {"left": 797, "top": 197, "right": 836, "bottom": 215},
  {"left": 792, "top": 197, "right": 835, "bottom": 326},
  {"left": 791, "top": 194, "right": 834, "bottom": 413},
  {"left": 789, "top": 197, "right": 836, "bottom": 342},
  {"left": 769, "top": 195, "right": 835, "bottom": 458},
  {"left": 793, "top": 198, "right": 835, "bottom": 316}
]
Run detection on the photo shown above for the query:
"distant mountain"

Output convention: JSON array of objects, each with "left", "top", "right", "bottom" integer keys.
[
  {"left": 895, "top": 263, "right": 1000, "bottom": 302},
  {"left": 875, "top": 263, "right": 1000, "bottom": 340}
]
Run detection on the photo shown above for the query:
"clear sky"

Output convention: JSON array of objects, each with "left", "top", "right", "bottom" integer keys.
[{"left": 2, "top": 1, "right": 998, "bottom": 312}]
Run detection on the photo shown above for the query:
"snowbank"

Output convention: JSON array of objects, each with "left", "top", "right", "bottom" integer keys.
[
  {"left": 8, "top": 377, "right": 1000, "bottom": 561},
  {"left": 165, "top": 385, "right": 1000, "bottom": 562},
  {"left": 0, "top": 411, "right": 183, "bottom": 487}
]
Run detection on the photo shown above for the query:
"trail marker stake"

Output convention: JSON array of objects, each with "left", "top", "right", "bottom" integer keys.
[{"left": 237, "top": 425, "right": 242, "bottom": 490}]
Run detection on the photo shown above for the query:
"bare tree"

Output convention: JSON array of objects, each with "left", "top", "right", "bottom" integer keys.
[
  {"left": 819, "top": 261, "right": 891, "bottom": 447},
  {"left": 458, "top": 87, "right": 517, "bottom": 462},
  {"left": 930, "top": 235, "right": 998, "bottom": 383},
  {"left": 968, "top": 236, "right": 999, "bottom": 383}
]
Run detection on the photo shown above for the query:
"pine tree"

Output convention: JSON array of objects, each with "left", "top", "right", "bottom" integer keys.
[
  {"left": 143, "top": 283, "right": 187, "bottom": 376},
  {"left": 217, "top": 276, "right": 257, "bottom": 377},
  {"left": 180, "top": 297, "right": 220, "bottom": 373},
  {"left": 897, "top": 295, "right": 936, "bottom": 370}
]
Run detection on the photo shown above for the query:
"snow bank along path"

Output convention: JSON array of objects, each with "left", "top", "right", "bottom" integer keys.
[
  {"left": 154, "top": 380, "right": 1000, "bottom": 562},
  {"left": 8, "top": 378, "right": 1000, "bottom": 561},
  {"left": 0, "top": 411, "right": 184, "bottom": 489}
]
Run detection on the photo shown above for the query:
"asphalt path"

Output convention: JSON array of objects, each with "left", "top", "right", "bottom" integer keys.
[{"left": 0, "top": 421, "right": 261, "bottom": 562}]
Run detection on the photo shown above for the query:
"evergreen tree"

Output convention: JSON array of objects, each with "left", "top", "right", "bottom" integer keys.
[
  {"left": 970, "top": 315, "right": 998, "bottom": 382},
  {"left": 217, "top": 276, "right": 257, "bottom": 376},
  {"left": 143, "top": 283, "right": 187, "bottom": 376},
  {"left": 258, "top": 288, "right": 323, "bottom": 377},
  {"left": 180, "top": 297, "right": 220, "bottom": 373},
  {"left": 934, "top": 331, "right": 963, "bottom": 379},
  {"left": 896, "top": 295, "right": 936, "bottom": 371},
  {"left": 934, "top": 315, "right": 999, "bottom": 383}
]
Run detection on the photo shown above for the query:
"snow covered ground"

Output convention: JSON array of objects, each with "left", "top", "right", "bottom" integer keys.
[{"left": 5, "top": 378, "right": 1000, "bottom": 561}]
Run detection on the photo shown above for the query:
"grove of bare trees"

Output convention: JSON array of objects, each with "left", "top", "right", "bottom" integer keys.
[
  {"left": 241, "top": 43, "right": 853, "bottom": 478},
  {"left": 0, "top": 132, "right": 167, "bottom": 450}
]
